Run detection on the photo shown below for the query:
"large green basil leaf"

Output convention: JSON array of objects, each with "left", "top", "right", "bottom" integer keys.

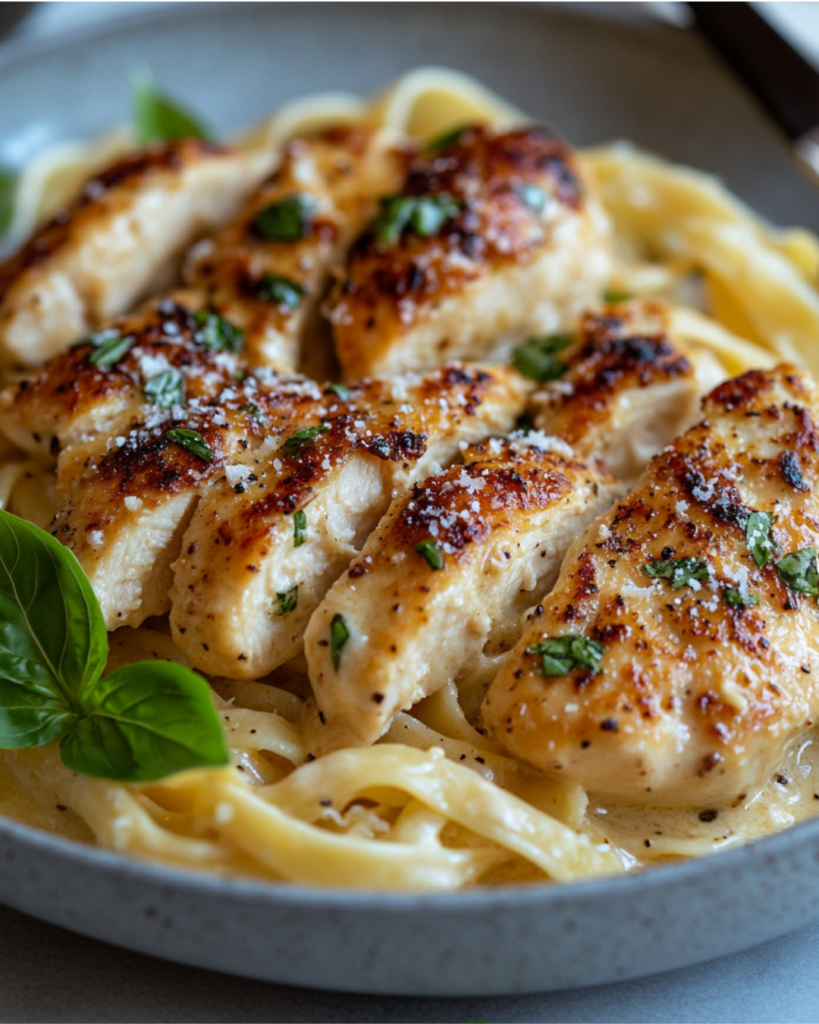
[
  {"left": 61, "top": 661, "right": 229, "bottom": 782},
  {"left": 0, "top": 511, "right": 105, "bottom": 746},
  {"left": 0, "top": 168, "right": 16, "bottom": 240},
  {"left": 131, "top": 73, "right": 211, "bottom": 145}
]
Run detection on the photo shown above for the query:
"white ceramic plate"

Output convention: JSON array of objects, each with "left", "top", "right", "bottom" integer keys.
[{"left": 1, "top": 2, "right": 819, "bottom": 997}]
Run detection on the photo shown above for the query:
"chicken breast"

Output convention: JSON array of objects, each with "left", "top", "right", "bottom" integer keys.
[
  {"left": 328, "top": 125, "right": 611, "bottom": 379},
  {"left": 170, "top": 364, "right": 528, "bottom": 678},
  {"left": 185, "top": 127, "right": 405, "bottom": 374},
  {"left": 528, "top": 300, "right": 725, "bottom": 484},
  {"left": 483, "top": 365, "right": 819, "bottom": 807},
  {"left": 306, "top": 434, "right": 618, "bottom": 749},
  {"left": 0, "top": 140, "right": 271, "bottom": 366}
]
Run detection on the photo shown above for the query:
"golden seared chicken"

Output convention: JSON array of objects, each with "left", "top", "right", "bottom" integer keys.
[
  {"left": 0, "top": 141, "right": 270, "bottom": 366},
  {"left": 327, "top": 125, "right": 611, "bottom": 379},
  {"left": 170, "top": 365, "right": 528, "bottom": 678},
  {"left": 483, "top": 365, "right": 819, "bottom": 807},
  {"left": 0, "top": 296, "right": 323, "bottom": 628},
  {"left": 306, "top": 434, "right": 618, "bottom": 748},
  {"left": 528, "top": 300, "right": 724, "bottom": 484},
  {"left": 185, "top": 127, "right": 405, "bottom": 373}
]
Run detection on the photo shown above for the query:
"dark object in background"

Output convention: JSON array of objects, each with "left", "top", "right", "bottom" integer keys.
[{"left": 0, "top": 3, "right": 35, "bottom": 41}]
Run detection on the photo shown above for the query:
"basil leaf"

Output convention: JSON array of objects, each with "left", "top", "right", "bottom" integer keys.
[
  {"left": 415, "top": 539, "right": 443, "bottom": 570},
  {"left": 723, "top": 587, "right": 760, "bottom": 608},
  {"left": 276, "top": 586, "right": 299, "bottom": 616},
  {"left": 515, "top": 183, "right": 546, "bottom": 213},
  {"left": 143, "top": 368, "right": 184, "bottom": 408},
  {"left": 603, "top": 290, "right": 633, "bottom": 303},
  {"left": 410, "top": 196, "right": 461, "bottom": 238},
  {"left": 252, "top": 194, "right": 317, "bottom": 241},
  {"left": 0, "top": 511, "right": 105, "bottom": 747},
  {"left": 642, "top": 557, "right": 710, "bottom": 589},
  {"left": 293, "top": 509, "right": 307, "bottom": 548},
  {"left": 193, "top": 310, "right": 244, "bottom": 353},
  {"left": 61, "top": 661, "right": 228, "bottom": 782},
  {"left": 328, "top": 383, "right": 351, "bottom": 401},
  {"left": 241, "top": 402, "right": 263, "bottom": 424},
  {"left": 255, "top": 274, "right": 307, "bottom": 309},
  {"left": 284, "top": 425, "right": 328, "bottom": 459},
  {"left": 372, "top": 194, "right": 461, "bottom": 245},
  {"left": 131, "top": 72, "right": 210, "bottom": 145},
  {"left": 87, "top": 331, "right": 135, "bottom": 369},
  {"left": 426, "top": 125, "right": 470, "bottom": 152},
  {"left": 511, "top": 333, "right": 573, "bottom": 383},
  {"left": 0, "top": 167, "right": 17, "bottom": 240},
  {"left": 330, "top": 614, "right": 350, "bottom": 670},
  {"left": 165, "top": 428, "right": 213, "bottom": 462},
  {"left": 776, "top": 547, "right": 819, "bottom": 596},
  {"left": 527, "top": 634, "right": 604, "bottom": 677},
  {"left": 746, "top": 511, "right": 776, "bottom": 568}
]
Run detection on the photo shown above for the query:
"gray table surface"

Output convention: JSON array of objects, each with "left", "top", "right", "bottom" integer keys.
[{"left": 3, "top": 4, "right": 819, "bottom": 1021}]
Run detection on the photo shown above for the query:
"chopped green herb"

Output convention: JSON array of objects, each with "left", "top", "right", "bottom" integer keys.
[
  {"left": 415, "top": 539, "right": 443, "bottom": 570},
  {"left": 330, "top": 613, "right": 350, "bottom": 670},
  {"left": 241, "top": 402, "right": 263, "bottom": 424},
  {"left": 284, "top": 425, "right": 329, "bottom": 459},
  {"left": 293, "top": 508, "right": 307, "bottom": 548},
  {"left": 746, "top": 511, "right": 776, "bottom": 568},
  {"left": 425, "top": 124, "right": 470, "bottom": 151},
  {"left": 87, "top": 330, "right": 136, "bottom": 369},
  {"left": 143, "top": 367, "right": 184, "bottom": 408},
  {"left": 515, "top": 183, "right": 546, "bottom": 213},
  {"left": 276, "top": 585, "right": 299, "bottom": 616},
  {"left": 776, "top": 547, "right": 819, "bottom": 596},
  {"left": 165, "top": 428, "right": 213, "bottom": 462},
  {"left": 130, "top": 72, "right": 210, "bottom": 145},
  {"left": 603, "top": 290, "right": 633, "bottom": 303},
  {"left": 642, "top": 557, "right": 710, "bottom": 589},
  {"left": 511, "top": 333, "right": 573, "bottom": 383},
  {"left": 328, "top": 383, "right": 352, "bottom": 401},
  {"left": 193, "top": 310, "right": 244, "bottom": 353},
  {"left": 0, "top": 167, "right": 17, "bottom": 240},
  {"left": 372, "top": 194, "right": 461, "bottom": 246},
  {"left": 723, "top": 587, "right": 760, "bottom": 608},
  {"left": 255, "top": 274, "right": 306, "bottom": 309},
  {"left": 527, "top": 634, "right": 605, "bottom": 677},
  {"left": 514, "top": 411, "right": 534, "bottom": 434},
  {"left": 252, "top": 194, "right": 317, "bottom": 241}
]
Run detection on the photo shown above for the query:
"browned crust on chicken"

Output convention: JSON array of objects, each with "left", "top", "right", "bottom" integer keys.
[{"left": 484, "top": 365, "right": 819, "bottom": 806}]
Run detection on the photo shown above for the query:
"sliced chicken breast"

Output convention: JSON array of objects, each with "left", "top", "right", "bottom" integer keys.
[
  {"left": 306, "top": 434, "right": 618, "bottom": 749},
  {"left": 483, "top": 365, "right": 819, "bottom": 807},
  {"left": 0, "top": 140, "right": 271, "bottom": 366},
  {"left": 185, "top": 127, "right": 406, "bottom": 374},
  {"left": 528, "top": 299, "right": 724, "bottom": 484},
  {"left": 170, "top": 364, "right": 528, "bottom": 678},
  {"left": 327, "top": 125, "right": 611, "bottom": 379}
]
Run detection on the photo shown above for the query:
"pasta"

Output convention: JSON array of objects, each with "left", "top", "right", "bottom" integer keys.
[{"left": 1, "top": 68, "right": 819, "bottom": 891}]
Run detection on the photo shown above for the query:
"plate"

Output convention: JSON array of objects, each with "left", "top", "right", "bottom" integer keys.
[{"left": 1, "top": 1, "right": 819, "bottom": 997}]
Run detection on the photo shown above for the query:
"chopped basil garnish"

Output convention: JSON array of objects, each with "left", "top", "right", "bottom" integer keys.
[
  {"left": 511, "top": 333, "right": 573, "bottom": 383},
  {"left": 86, "top": 330, "right": 135, "bottom": 369},
  {"left": 415, "top": 539, "right": 443, "bottom": 570},
  {"left": 293, "top": 509, "right": 307, "bottom": 548},
  {"left": 193, "top": 310, "right": 244, "bottom": 353},
  {"left": 328, "top": 383, "right": 352, "bottom": 401},
  {"left": 527, "top": 634, "right": 604, "bottom": 677},
  {"left": 775, "top": 547, "right": 819, "bottom": 596},
  {"left": 426, "top": 124, "right": 470, "bottom": 151},
  {"left": 165, "top": 428, "right": 213, "bottom": 462},
  {"left": 130, "top": 72, "right": 210, "bottom": 145},
  {"left": 0, "top": 510, "right": 227, "bottom": 781},
  {"left": 372, "top": 194, "right": 461, "bottom": 246},
  {"left": 723, "top": 587, "right": 760, "bottom": 608},
  {"left": 746, "top": 511, "right": 776, "bottom": 568},
  {"left": 276, "top": 585, "right": 299, "bottom": 616},
  {"left": 0, "top": 168, "right": 17, "bottom": 240},
  {"left": 603, "top": 290, "right": 633, "bottom": 303},
  {"left": 515, "top": 183, "right": 546, "bottom": 213},
  {"left": 330, "top": 613, "right": 350, "bottom": 670},
  {"left": 284, "top": 425, "right": 329, "bottom": 459},
  {"left": 642, "top": 557, "right": 710, "bottom": 589},
  {"left": 241, "top": 402, "right": 263, "bottom": 424},
  {"left": 255, "top": 274, "right": 306, "bottom": 309},
  {"left": 252, "top": 194, "right": 317, "bottom": 241},
  {"left": 143, "top": 367, "right": 184, "bottom": 408}
]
